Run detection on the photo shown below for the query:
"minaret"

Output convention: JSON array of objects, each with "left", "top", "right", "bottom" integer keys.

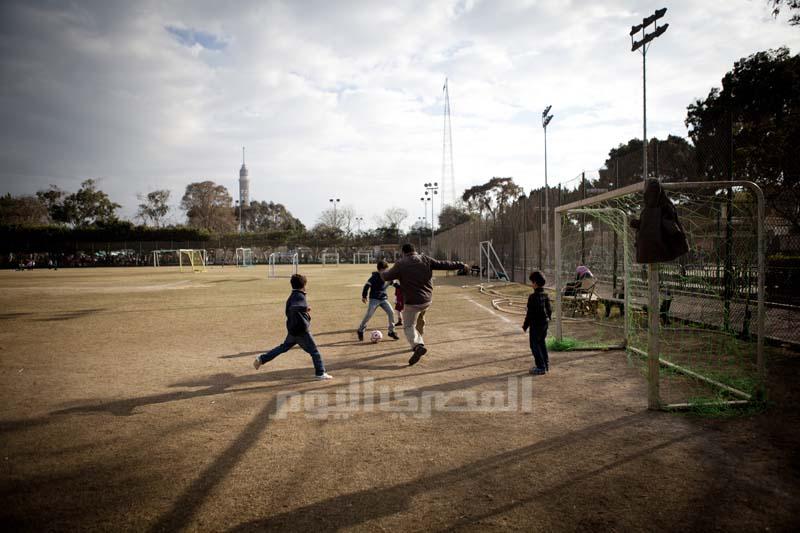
[{"left": 239, "top": 146, "right": 250, "bottom": 207}]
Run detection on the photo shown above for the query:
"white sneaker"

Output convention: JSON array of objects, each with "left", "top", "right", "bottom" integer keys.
[
  {"left": 315, "top": 372, "right": 333, "bottom": 380},
  {"left": 253, "top": 357, "right": 262, "bottom": 370}
]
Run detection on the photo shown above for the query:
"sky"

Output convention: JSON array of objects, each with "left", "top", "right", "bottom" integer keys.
[{"left": 1, "top": 0, "right": 798, "bottom": 230}]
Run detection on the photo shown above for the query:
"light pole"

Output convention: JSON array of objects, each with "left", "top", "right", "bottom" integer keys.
[
  {"left": 631, "top": 7, "right": 668, "bottom": 410},
  {"left": 542, "top": 105, "right": 553, "bottom": 273},
  {"left": 420, "top": 196, "right": 431, "bottom": 251},
  {"left": 417, "top": 216, "right": 425, "bottom": 251},
  {"left": 355, "top": 216, "right": 364, "bottom": 234},
  {"left": 424, "top": 182, "right": 439, "bottom": 253},
  {"left": 328, "top": 198, "right": 340, "bottom": 228},
  {"left": 235, "top": 200, "right": 242, "bottom": 234},
  {"left": 329, "top": 198, "right": 340, "bottom": 255},
  {"left": 630, "top": 7, "right": 668, "bottom": 183}
]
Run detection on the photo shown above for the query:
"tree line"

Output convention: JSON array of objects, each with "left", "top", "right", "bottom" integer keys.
[{"left": 2, "top": 45, "right": 797, "bottom": 246}]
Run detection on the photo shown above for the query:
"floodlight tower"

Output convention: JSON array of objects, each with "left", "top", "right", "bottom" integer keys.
[
  {"left": 441, "top": 78, "right": 455, "bottom": 208},
  {"left": 542, "top": 105, "right": 553, "bottom": 272},
  {"left": 630, "top": 7, "right": 669, "bottom": 182}
]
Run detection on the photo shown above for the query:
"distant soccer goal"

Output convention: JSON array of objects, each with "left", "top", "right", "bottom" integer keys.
[
  {"left": 234, "top": 247, "right": 254, "bottom": 267},
  {"left": 267, "top": 252, "right": 299, "bottom": 278},
  {"left": 152, "top": 249, "right": 178, "bottom": 267},
  {"left": 178, "top": 249, "right": 207, "bottom": 273},
  {"left": 353, "top": 251, "right": 373, "bottom": 264},
  {"left": 554, "top": 180, "right": 765, "bottom": 410},
  {"left": 322, "top": 252, "right": 339, "bottom": 266},
  {"left": 479, "top": 241, "right": 509, "bottom": 283}
]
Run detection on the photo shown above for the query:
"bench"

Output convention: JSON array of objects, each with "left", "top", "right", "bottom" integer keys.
[{"left": 599, "top": 294, "right": 672, "bottom": 325}]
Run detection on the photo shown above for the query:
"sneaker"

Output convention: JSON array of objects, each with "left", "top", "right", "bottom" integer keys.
[
  {"left": 388, "top": 331, "right": 399, "bottom": 340},
  {"left": 408, "top": 344, "right": 427, "bottom": 366},
  {"left": 529, "top": 367, "right": 546, "bottom": 376},
  {"left": 253, "top": 357, "right": 263, "bottom": 370},
  {"left": 315, "top": 372, "right": 333, "bottom": 380},
  {"left": 395, "top": 319, "right": 403, "bottom": 326},
  {"left": 357, "top": 330, "right": 364, "bottom": 341}
]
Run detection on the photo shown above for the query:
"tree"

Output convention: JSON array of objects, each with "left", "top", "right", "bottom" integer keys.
[
  {"left": 685, "top": 47, "right": 800, "bottom": 229},
  {"left": 597, "top": 135, "right": 698, "bottom": 189},
  {"left": 461, "top": 177, "right": 524, "bottom": 221},
  {"left": 136, "top": 189, "right": 171, "bottom": 228},
  {"left": 376, "top": 207, "right": 408, "bottom": 231},
  {"left": 317, "top": 205, "right": 356, "bottom": 233},
  {"left": 181, "top": 181, "right": 236, "bottom": 233},
  {"left": 0, "top": 194, "right": 50, "bottom": 225},
  {"left": 437, "top": 203, "right": 473, "bottom": 232},
  {"left": 770, "top": 0, "right": 800, "bottom": 25},
  {"left": 246, "top": 200, "right": 305, "bottom": 232},
  {"left": 39, "top": 179, "right": 121, "bottom": 227},
  {"left": 36, "top": 185, "right": 68, "bottom": 223}
]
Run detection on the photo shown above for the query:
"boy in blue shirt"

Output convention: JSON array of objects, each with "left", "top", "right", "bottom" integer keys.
[
  {"left": 357, "top": 260, "right": 400, "bottom": 341},
  {"left": 522, "top": 271, "right": 552, "bottom": 375},
  {"left": 253, "top": 274, "right": 332, "bottom": 380}
]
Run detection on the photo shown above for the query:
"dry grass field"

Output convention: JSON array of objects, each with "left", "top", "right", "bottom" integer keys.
[{"left": 1, "top": 265, "right": 799, "bottom": 532}]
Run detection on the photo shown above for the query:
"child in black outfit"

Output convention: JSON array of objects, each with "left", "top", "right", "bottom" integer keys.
[{"left": 522, "top": 271, "right": 552, "bottom": 375}]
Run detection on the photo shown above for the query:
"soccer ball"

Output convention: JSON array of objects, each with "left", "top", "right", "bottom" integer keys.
[{"left": 370, "top": 330, "right": 383, "bottom": 343}]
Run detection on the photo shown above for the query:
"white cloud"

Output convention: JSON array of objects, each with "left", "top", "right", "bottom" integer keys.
[{"left": 0, "top": 0, "right": 798, "bottom": 229}]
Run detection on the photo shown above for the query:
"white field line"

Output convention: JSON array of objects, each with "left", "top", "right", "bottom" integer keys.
[{"left": 464, "top": 296, "right": 514, "bottom": 324}]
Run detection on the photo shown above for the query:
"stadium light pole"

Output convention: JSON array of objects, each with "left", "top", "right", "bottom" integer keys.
[
  {"left": 355, "top": 216, "right": 364, "bottom": 234},
  {"left": 329, "top": 198, "right": 340, "bottom": 229},
  {"left": 420, "top": 196, "right": 431, "bottom": 251},
  {"left": 417, "top": 216, "right": 425, "bottom": 251},
  {"left": 542, "top": 105, "right": 553, "bottom": 274},
  {"left": 631, "top": 7, "right": 668, "bottom": 183},
  {"left": 235, "top": 200, "right": 242, "bottom": 234},
  {"left": 425, "top": 182, "right": 439, "bottom": 252},
  {"left": 631, "top": 7, "right": 668, "bottom": 410}
]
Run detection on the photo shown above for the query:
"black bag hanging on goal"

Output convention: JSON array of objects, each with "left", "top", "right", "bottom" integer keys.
[{"left": 630, "top": 178, "right": 689, "bottom": 263}]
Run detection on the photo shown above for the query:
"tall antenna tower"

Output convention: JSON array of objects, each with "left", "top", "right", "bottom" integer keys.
[{"left": 441, "top": 77, "right": 455, "bottom": 208}]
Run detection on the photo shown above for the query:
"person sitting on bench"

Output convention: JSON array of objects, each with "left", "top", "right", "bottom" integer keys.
[{"left": 564, "top": 265, "right": 593, "bottom": 296}]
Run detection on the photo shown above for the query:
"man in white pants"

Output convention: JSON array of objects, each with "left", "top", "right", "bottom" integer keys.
[{"left": 380, "top": 244, "right": 466, "bottom": 366}]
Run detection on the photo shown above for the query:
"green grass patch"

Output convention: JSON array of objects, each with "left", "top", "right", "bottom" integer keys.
[{"left": 547, "top": 336, "right": 619, "bottom": 351}]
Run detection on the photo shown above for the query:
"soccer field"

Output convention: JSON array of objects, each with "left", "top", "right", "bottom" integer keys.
[{"left": 1, "top": 266, "right": 798, "bottom": 531}]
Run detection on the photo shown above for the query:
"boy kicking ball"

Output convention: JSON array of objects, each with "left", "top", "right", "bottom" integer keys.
[
  {"left": 357, "top": 260, "right": 400, "bottom": 341},
  {"left": 253, "top": 274, "right": 332, "bottom": 380}
]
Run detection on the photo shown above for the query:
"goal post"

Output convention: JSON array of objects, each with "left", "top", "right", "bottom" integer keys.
[
  {"left": 234, "top": 247, "right": 254, "bottom": 267},
  {"left": 353, "top": 251, "right": 373, "bottom": 264},
  {"left": 479, "top": 241, "right": 509, "bottom": 283},
  {"left": 267, "top": 252, "right": 299, "bottom": 278},
  {"left": 554, "top": 180, "right": 765, "bottom": 410},
  {"left": 322, "top": 252, "right": 340, "bottom": 266},
  {"left": 178, "top": 249, "right": 207, "bottom": 273}
]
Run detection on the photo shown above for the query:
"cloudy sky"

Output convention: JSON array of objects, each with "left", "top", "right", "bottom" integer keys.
[{"left": 1, "top": 0, "right": 798, "bottom": 229}]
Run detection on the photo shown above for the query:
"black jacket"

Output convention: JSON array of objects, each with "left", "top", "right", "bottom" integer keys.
[
  {"left": 362, "top": 271, "right": 390, "bottom": 300},
  {"left": 285, "top": 289, "right": 311, "bottom": 336},
  {"left": 381, "top": 253, "right": 465, "bottom": 306},
  {"left": 630, "top": 179, "right": 689, "bottom": 264},
  {"left": 523, "top": 288, "right": 551, "bottom": 331}
]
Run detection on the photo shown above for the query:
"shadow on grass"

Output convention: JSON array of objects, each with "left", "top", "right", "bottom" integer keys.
[{"left": 221, "top": 412, "right": 691, "bottom": 532}]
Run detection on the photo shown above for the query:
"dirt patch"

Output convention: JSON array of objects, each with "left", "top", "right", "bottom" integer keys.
[{"left": 1, "top": 266, "right": 798, "bottom": 531}]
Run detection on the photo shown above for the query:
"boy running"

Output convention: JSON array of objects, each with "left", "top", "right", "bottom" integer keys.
[{"left": 253, "top": 274, "right": 332, "bottom": 380}]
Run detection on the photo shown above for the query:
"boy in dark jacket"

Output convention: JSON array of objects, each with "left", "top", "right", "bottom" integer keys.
[
  {"left": 357, "top": 260, "right": 400, "bottom": 341},
  {"left": 522, "top": 271, "right": 552, "bottom": 375},
  {"left": 253, "top": 274, "right": 332, "bottom": 380}
]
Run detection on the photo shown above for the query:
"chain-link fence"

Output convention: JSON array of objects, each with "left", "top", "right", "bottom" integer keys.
[{"left": 436, "top": 160, "right": 800, "bottom": 346}]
